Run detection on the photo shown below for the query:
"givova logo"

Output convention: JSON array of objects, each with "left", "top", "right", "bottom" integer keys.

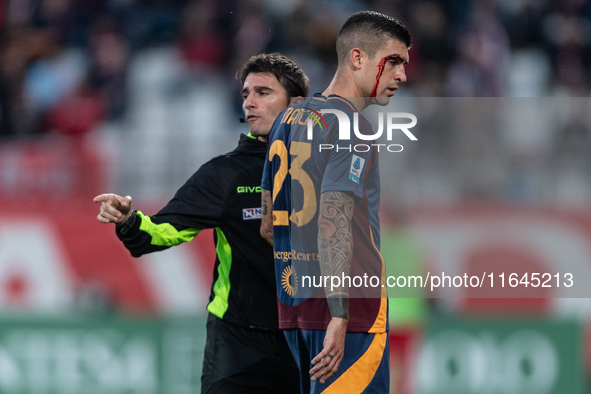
[
  {"left": 237, "top": 186, "right": 262, "bottom": 193},
  {"left": 242, "top": 208, "right": 262, "bottom": 220}
]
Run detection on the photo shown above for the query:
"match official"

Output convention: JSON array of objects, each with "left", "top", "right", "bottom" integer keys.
[{"left": 94, "top": 53, "right": 309, "bottom": 394}]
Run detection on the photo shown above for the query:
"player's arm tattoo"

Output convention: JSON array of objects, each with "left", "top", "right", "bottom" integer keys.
[
  {"left": 318, "top": 190, "right": 354, "bottom": 320},
  {"left": 260, "top": 188, "right": 274, "bottom": 246}
]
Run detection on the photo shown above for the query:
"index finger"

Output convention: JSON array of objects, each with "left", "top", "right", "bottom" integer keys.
[
  {"left": 311, "top": 345, "right": 333, "bottom": 366},
  {"left": 93, "top": 194, "right": 111, "bottom": 203}
]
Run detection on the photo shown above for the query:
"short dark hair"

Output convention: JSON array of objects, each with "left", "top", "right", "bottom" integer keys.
[
  {"left": 239, "top": 53, "right": 310, "bottom": 98},
  {"left": 336, "top": 11, "right": 411, "bottom": 66}
]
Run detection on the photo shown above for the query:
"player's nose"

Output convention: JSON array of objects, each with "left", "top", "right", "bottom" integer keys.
[{"left": 396, "top": 66, "right": 407, "bottom": 84}]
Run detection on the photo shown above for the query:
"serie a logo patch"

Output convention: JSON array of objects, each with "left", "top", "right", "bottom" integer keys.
[
  {"left": 242, "top": 208, "right": 262, "bottom": 220},
  {"left": 349, "top": 155, "right": 365, "bottom": 184}
]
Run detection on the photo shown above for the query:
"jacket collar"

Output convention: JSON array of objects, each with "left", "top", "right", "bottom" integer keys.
[{"left": 236, "top": 133, "right": 268, "bottom": 155}]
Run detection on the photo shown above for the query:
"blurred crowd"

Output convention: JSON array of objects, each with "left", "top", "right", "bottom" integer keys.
[
  {"left": 1, "top": 0, "right": 591, "bottom": 206},
  {"left": 0, "top": 0, "right": 589, "bottom": 140}
]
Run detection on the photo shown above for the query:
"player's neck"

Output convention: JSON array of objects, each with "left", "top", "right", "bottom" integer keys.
[{"left": 323, "top": 72, "right": 367, "bottom": 111}]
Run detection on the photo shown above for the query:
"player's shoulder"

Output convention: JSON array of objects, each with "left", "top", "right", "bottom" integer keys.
[
  {"left": 300, "top": 95, "right": 355, "bottom": 124},
  {"left": 303, "top": 94, "right": 354, "bottom": 110},
  {"left": 277, "top": 96, "right": 321, "bottom": 119},
  {"left": 271, "top": 96, "right": 327, "bottom": 131}
]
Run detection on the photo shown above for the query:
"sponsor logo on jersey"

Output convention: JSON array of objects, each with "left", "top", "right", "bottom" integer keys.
[
  {"left": 349, "top": 155, "right": 365, "bottom": 183},
  {"left": 281, "top": 265, "right": 298, "bottom": 296},
  {"left": 237, "top": 186, "right": 262, "bottom": 193},
  {"left": 242, "top": 208, "right": 262, "bottom": 220}
]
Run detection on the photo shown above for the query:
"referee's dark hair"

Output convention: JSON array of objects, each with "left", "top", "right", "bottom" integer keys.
[
  {"left": 336, "top": 11, "right": 411, "bottom": 67},
  {"left": 239, "top": 53, "right": 310, "bottom": 99}
]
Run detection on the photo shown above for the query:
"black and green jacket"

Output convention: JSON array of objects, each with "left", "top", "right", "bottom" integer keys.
[{"left": 116, "top": 134, "right": 278, "bottom": 330}]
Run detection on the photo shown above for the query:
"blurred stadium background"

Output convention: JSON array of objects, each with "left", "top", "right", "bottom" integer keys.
[{"left": 0, "top": 0, "right": 590, "bottom": 393}]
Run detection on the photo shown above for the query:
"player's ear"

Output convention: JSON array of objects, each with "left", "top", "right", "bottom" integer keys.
[
  {"left": 350, "top": 48, "right": 363, "bottom": 69},
  {"left": 290, "top": 96, "right": 304, "bottom": 105}
]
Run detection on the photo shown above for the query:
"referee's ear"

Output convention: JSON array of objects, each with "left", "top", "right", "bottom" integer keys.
[{"left": 290, "top": 96, "right": 304, "bottom": 105}]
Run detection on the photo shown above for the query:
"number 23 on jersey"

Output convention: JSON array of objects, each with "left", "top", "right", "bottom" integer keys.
[{"left": 269, "top": 140, "right": 316, "bottom": 227}]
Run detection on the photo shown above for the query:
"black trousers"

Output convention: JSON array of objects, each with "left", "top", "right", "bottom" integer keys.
[{"left": 201, "top": 313, "right": 300, "bottom": 394}]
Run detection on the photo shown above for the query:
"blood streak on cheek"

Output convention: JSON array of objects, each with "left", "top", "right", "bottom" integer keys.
[{"left": 370, "top": 54, "right": 399, "bottom": 98}]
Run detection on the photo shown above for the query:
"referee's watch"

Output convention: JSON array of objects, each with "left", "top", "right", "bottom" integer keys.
[{"left": 117, "top": 210, "right": 137, "bottom": 235}]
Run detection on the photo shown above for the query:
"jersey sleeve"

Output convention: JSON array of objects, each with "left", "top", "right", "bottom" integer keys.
[
  {"left": 320, "top": 115, "right": 373, "bottom": 199},
  {"left": 262, "top": 109, "right": 286, "bottom": 191},
  {"left": 261, "top": 148, "right": 272, "bottom": 191},
  {"left": 116, "top": 160, "right": 226, "bottom": 257}
]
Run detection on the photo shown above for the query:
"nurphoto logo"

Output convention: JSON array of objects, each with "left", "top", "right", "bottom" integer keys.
[{"left": 306, "top": 109, "right": 418, "bottom": 152}]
